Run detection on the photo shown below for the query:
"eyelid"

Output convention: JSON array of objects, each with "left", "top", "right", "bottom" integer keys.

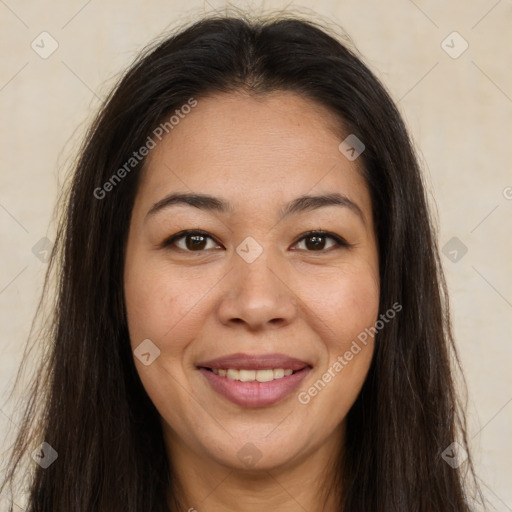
[
  {"left": 292, "top": 230, "right": 351, "bottom": 251},
  {"left": 161, "top": 229, "right": 351, "bottom": 252},
  {"left": 161, "top": 229, "right": 221, "bottom": 250}
]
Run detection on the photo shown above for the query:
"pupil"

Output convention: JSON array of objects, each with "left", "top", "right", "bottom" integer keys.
[
  {"left": 306, "top": 235, "right": 324, "bottom": 250},
  {"left": 187, "top": 235, "right": 206, "bottom": 250}
]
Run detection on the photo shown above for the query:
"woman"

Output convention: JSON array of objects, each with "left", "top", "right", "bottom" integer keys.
[{"left": 1, "top": 11, "right": 483, "bottom": 511}]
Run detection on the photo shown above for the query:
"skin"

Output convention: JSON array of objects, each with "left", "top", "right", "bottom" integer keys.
[{"left": 123, "top": 91, "right": 380, "bottom": 511}]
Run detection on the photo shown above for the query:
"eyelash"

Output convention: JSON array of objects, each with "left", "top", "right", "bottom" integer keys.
[{"left": 161, "top": 229, "right": 350, "bottom": 253}]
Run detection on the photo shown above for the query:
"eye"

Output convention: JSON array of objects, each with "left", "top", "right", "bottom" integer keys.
[
  {"left": 292, "top": 230, "right": 349, "bottom": 252},
  {"left": 162, "top": 229, "right": 349, "bottom": 253},
  {"left": 162, "top": 230, "right": 222, "bottom": 252}
]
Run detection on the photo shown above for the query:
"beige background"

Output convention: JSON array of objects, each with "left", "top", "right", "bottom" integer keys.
[{"left": 1, "top": 0, "right": 511, "bottom": 510}]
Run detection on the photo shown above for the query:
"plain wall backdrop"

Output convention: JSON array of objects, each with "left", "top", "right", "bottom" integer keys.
[{"left": 1, "top": 0, "right": 511, "bottom": 510}]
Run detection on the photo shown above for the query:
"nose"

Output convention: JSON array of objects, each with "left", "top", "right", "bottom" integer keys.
[{"left": 216, "top": 249, "right": 298, "bottom": 331}]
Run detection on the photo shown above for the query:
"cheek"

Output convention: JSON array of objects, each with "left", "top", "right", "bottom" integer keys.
[
  {"left": 336, "top": 272, "right": 379, "bottom": 334},
  {"left": 124, "top": 261, "right": 193, "bottom": 410},
  {"left": 124, "top": 253, "right": 221, "bottom": 356},
  {"left": 124, "top": 253, "right": 187, "bottom": 341},
  {"left": 124, "top": 267, "right": 168, "bottom": 344},
  {"left": 294, "top": 270, "right": 378, "bottom": 430},
  {"left": 298, "top": 261, "right": 378, "bottom": 381},
  {"left": 299, "top": 260, "right": 380, "bottom": 346}
]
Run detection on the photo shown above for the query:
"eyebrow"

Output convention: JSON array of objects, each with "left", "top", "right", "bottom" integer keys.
[{"left": 145, "top": 191, "right": 365, "bottom": 224}]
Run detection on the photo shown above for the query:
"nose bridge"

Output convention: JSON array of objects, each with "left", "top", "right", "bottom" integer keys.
[
  {"left": 237, "top": 246, "right": 278, "bottom": 293},
  {"left": 217, "top": 239, "right": 298, "bottom": 328}
]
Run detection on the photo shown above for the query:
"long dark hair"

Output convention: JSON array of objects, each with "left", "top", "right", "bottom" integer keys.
[{"left": 1, "top": 10, "right": 484, "bottom": 511}]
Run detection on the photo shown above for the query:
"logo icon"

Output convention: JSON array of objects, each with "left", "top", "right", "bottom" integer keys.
[
  {"left": 441, "top": 441, "right": 468, "bottom": 468},
  {"left": 442, "top": 237, "right": 468, "bottom": 263},
  {"left": 237, "top": 442, "right": 262, "bottom": 468},
  {"left": 31, "top": 32, "right": 59, "bottom": 59},
  {"left": 134, "top": 339, "right": 161, "bottom": 366},
  {"left": 338, "top": 134, "right": 365, "bottom": 161},
  {"left": 31, "top": 442, "right": 58, "bottom": 469},
  {"left": 236, "top": 236, "right": 263, "bottom": 264},
  {"left": 32, "top": 237, "right": 53, "bottom": 263},
  {"left": 441, "top": 32, "right": 469, "bottom": 59}
]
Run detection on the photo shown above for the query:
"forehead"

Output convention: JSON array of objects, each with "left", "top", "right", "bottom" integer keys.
[{"left": 137, "top": 91, "right": 370, "bottom": 217}]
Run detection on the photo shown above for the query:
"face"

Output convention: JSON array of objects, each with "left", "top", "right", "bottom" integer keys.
[{"left": 124, "top": 91, "right": 380, "bottom": 474}]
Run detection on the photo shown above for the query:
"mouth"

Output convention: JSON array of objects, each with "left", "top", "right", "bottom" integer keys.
[
  {"left": 206, "top": 367, "right": 297, "bottom": 382},
  {"left": 196, "top": 353, "right": 312, "bottom": 408}
]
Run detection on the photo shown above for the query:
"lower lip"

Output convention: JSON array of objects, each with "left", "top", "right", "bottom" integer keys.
[{"left": 199, "top": 367, "right": 311, "bottom": 408}]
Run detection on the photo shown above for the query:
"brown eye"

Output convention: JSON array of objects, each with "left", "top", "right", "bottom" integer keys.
[
  {"left": 163, "top": 230, "right": 221, "bottom": 252},
  {"left": 163, "top": 229, "right": 348, "bottom": 254},
  {"left": 293, "top": 231, "right": 348, "bottom": 252},
  {"left": 184, "top": 234, "right": 208, "bottom": 250}
]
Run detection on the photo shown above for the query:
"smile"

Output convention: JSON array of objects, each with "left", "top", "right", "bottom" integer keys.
[
  {"left": 197, "top": 352, "right": 312, "bottom": 407},
  {"left": 210, "top": 368, "right": 294, "bottom": 382}
]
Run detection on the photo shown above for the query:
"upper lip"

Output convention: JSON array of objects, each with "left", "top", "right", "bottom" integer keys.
[{"left": 197, "top": 353, "right": 311, "bottom": 371}]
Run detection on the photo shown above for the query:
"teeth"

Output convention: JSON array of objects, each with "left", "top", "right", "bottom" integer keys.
[
  {"left": 255, "top": 369, "right": 274, "bottom": 382},
  {"left": 211, "top": 368, "right": 297, "bottom": 381},
  {"left": 226, "top": 369, "right": 239, "bottom": 380},
  {"left": 239, "top": 369, "right": 256, "bottom": 382},
  {"left": 273, "top": 368, "right": 285, "bottom": 379}
]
